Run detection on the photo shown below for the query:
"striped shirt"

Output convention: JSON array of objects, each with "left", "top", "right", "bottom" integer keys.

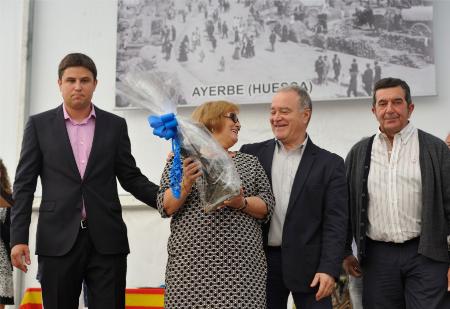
[
  {"left": 268, "top": 137, "right": 308, "bottom": 246},
  {"left": 367, "top": 122, "right": 422, "bottom": 243}
]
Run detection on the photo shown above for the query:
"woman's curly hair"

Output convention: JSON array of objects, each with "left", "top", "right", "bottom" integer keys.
[{"left": 0, "top": 158, "right": 12, "bottom": 195}]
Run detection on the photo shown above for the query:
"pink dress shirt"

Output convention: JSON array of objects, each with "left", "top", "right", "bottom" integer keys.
[{"left": 63, "top": 104, "right": 96, "bottom": 218}]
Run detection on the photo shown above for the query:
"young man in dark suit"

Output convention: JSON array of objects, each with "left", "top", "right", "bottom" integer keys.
[
  {"left": 10, "top": 53, "right": 159, "bottom": 309},
  {"left": 240, "top": 85, "right": 348, "bottom": 309}
]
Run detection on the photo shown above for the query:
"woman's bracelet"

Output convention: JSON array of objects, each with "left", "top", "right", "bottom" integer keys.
[
  {"left": 181, "top": 179, "right": 191, "bottom": 195},
  {"left": 237, "top": 198, "right": 248, "bottom": 211}
]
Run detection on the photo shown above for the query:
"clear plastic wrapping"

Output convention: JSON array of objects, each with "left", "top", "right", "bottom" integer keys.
[
  {"left": 177, "top": 118, "right": 240, "bottom": 212},
  {"left": 118, "top": 69, "right": 241, "bottom": 212}
]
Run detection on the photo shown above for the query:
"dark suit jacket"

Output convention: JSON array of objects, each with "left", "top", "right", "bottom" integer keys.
[
  {"left": 11, "top": 105, "right": 159, "bottom": 256},
  {"left": 241, "top": 138, "right": 348, "bottom": 293}
]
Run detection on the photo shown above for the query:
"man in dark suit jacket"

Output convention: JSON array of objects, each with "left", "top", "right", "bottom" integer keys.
[
  {"left": 10, "top": 53, "right": 159, "bottom": 309},
  {"left": 240, "top": 85, "right": 348, "bottom": 309}
]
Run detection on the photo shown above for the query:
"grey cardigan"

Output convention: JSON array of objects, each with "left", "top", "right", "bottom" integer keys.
[{"left": 344, "top": 129, "right": 450, "bottom": 263}]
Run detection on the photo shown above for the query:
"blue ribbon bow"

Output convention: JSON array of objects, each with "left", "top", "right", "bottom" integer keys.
[{"left": 148, "top": 113, "right": 182, "bottom": 199}]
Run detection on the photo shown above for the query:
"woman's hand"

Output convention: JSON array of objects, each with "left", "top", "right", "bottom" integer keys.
[
  {"left": 220, "top": 189, "right": 268, "bottom": 219},
  {"left": 182, "top": 157, "right": 202, "bottom": 194},
  {"left": 163, "top": 157, "right": 202, "bottom": 216},
  {"left": 222, "top": 188, "right": 245, "bottom": 210}
]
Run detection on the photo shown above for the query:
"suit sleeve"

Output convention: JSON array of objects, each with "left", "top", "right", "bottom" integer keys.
[
  {"left": 239, "top": 144, "right": 249, "bottom": 154},
  {"left": 11, "top": 118, "right": 42, "bottom": 247},
  {"left": 344, "top": 150, "right": 355, "bottom": 258},
  {"left": 115, "top": 119, "right": 159, "bottom": 209},
  {"left": 440, "top": 145, "right": 450, "bottom": 260},
  {"left": 317, "top": 156, "right": 349, "bottom": 279}
]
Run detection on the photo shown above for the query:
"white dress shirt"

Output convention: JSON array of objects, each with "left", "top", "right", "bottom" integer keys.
[
  {"left": 268, "top": 137, "right": 308, "bottom": 246},
  {"left": 367, "top": 123, "right": 422, "bottom": 243}
]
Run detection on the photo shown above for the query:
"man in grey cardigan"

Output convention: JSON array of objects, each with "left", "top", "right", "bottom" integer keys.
[{"left": 343, "top": 77, "right": 450, "bottom": 309}]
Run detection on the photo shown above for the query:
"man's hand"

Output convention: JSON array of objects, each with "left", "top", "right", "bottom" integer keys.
[
  {"left": 343, "top": 255, "right": 362, "bottom": 277},
  {"left": 447, "top": 267, "right": 450, "bottom": 292},
  {"left": 11, "top": 244, "right": 31, "bottom": 273},
  {"left": 310, "top": 272, "right": 335, "bottom": 301}
]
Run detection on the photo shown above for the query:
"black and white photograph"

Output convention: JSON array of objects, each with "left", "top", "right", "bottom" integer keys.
[{"left": 115, "top": 0, "right": 435, "bottom": 107}]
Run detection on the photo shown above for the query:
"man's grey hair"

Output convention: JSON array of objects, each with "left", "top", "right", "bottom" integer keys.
[{"left": 277, "top": 85, "right": 312, "bottom": 111}]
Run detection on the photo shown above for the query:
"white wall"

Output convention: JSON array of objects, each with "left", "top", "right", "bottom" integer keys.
[
  {"left": 1, "top": 0, "right": 450, "bottom": 307},
  {"left": 0, "top": 0, "right": 23, "bottom": 176}
]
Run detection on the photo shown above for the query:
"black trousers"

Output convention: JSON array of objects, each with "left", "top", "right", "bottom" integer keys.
[
  {"left": 266, "top": 247, "right": 332, "bottom": 309},
  {"left": 38, "top": 223, "right": 127, "bottom": 309},
  {"left": 362, "top": 237, "right": 449, "bottom": 309}
]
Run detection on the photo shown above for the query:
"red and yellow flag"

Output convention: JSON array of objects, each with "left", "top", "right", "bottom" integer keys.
[
  {"left": 125, "top": 288, "right": 165, "bottom": 309},
  {"left": 19, "top": 288, "right": 42, "bottom": 309},
  {"left": 19, "top": 287, "right": 165, "bottom": 309}
]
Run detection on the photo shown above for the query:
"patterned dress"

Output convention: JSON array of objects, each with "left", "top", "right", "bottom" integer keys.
[
  {"left": 157, "top": 152, "right": 274, "bottom": 308},
  {"left": 0, "top": 203, "right": 14, "bottom": 305}
]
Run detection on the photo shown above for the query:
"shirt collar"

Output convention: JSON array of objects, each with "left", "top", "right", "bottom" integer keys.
[
  {"left": 275, "top": 134, "right": 308, "bottom": 153},
  {"left": 63, "top": 103, "right": 96, "bottom": 125},
  {"left": 377, "top": 122, "right": 415, "bottom": 145}
]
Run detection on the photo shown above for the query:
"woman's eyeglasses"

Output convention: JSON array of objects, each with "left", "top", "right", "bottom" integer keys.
[{"left": 223, "top": 112, "right": 239, "bottom": 124}]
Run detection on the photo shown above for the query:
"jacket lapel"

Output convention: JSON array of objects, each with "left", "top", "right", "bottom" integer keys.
[
  {"left": 83, "top": 106, "right": 104, "bottom": 180},
  {"left": 260, "top": 140, "right": 276, "bottom": 185},
  {"left": 417, "top": 129, "right": 431, "bottom": 214},
  {"left": 285, "top": 139, "right": 317, "bottom": 218},
  {"left": 54, "top": 105, "right": 81, "bottom": 180}
]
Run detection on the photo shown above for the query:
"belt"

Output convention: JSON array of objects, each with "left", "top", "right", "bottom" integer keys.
[
  {"left": 267, "top": 246, "right": 281, "bottom": 251},
  {"left": 367, "top": 236, "right": 419, "bottom": 246},
  {"left": 80, "top": 219, "right": 88, "bottom": 229}
]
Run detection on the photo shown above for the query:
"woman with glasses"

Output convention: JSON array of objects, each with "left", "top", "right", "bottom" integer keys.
[
  {"left": 157, "top": 100, "right": 274, "bottom": 308},
  {"left": 0, "top": 158, "right": 14, "bottom": 308}
]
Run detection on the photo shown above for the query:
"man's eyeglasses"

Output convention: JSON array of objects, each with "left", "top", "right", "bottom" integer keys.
[{"left": 223, "top": 112, "right": 239, "bottom": 124}]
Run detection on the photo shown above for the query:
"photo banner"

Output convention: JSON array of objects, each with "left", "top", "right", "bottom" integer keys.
[{"left": 115, "top": 0, "right": 435, "bottom": 108}]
